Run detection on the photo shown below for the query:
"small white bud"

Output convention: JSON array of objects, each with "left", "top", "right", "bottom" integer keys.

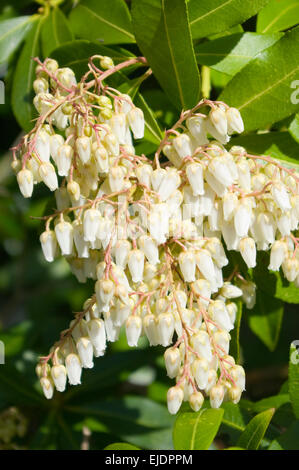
[
  {"left": 167, "top": 386, "right": 184, "bottom": 415},
  {"left": 65, "top": 353, "right": 82, "bottom": 385},
  {"left": 17, "top": 169, "right": 34, "bottom": 198},
  {"left": 126, "top": 315, "right": 142, "bottom": 347}
]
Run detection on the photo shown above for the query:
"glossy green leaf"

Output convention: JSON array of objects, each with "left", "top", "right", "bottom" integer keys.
[
  {"left": 247, "top": 290, "right": 284, "bottom": 351},
  {"left": 188, "top": 0, "right": 270, "bottom": 39},
  {"left": 230, "top": 131, "right": 299, "bottom": 170},
  {"left": 69, "top": 0, "right": 135, "bottom": 44},
  {"left": 132, "top": 0, "right": 201, "bottom": 110},
  {"left": 135, "top": 92, "right": 163, "bottom": 145},
  {"left": 257, "top": 0, "right": 299, "bottom": 33},
  {"left": 252, "top": 394, "right": 290, "bottom": 414},
  {"left": 11, "top": 17, "right": 42, "bottom": 131},
  {"left": 51, "top": 39, "right": 134, "bottom": 79},
  {"left": 289, "top": 343, "right": 299, "bottom": 419},
  {"left": 219, "top": 26, "right": 299, "bottom": 131},
  {"left": 173, "top": 408, "right": 224, "bottom": 450},
  {"left": 195, "top": 32, "right": 281, "bottom": 76},
  {"left": 0, "top": 15, "right": 34, "bottom": 64},
  {"left": 41, "top": 7, "right": 73, "bottom": 57},
  {"left": 104, "top": 442, "right": 140, "bottom": 450},
  {"left": 252, "top": 252, "right": 299, "bottom": 304},
  {"left": 237, "top": 408, "right": 274, "bottom": 449},
  {"left": 221, "top": 402, "right": 252, "bottom": 432},
  {"left": 289, "top": 113, "right": 299, "bottom": 143},
  {"left": 268, "top": 421, "right": 299, "bottom": 450},
  {"left": 229, "top": 301, "right": 242, "bottom": 363}
]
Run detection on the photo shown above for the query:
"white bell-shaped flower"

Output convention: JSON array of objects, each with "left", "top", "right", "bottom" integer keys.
[
  {"left": 167, "top": 386, "right": 184, "bottom": 415},
  {"left": 128, "top": 249, "right": 144, "bottom": 283},
  {"left": 51, "top": 365, "right": 67, "bottom": 392},
  {"left": 76, "top": 136, "right": 91, "bottom": 165},
  {"left": 210, "top": 384, "right": 225, "bottom": 409},
  {"left": 191, "top": 358, "right": 209, "bottom": 389},
  {"left": 157, "top": 313, "right": 174, "bottom": 347},
  {"left": 83, "top": 208, "right": 101, "bottom": 242},
  {"left": 126, "top": 315, "right": 142, "bottom": 347},
  {"left": 239, "top": 237, "right": 256, "bottom": 268},
  {"left": 127, "top": 107, "right": 144, "bottom": 139},
  {"left": 226, "top": 107, "right": 244, "bottom": 134},
  {"left": 50, "top": 134, "right": 64, "bottom": 163},
  {"left": 56, "top": 144, "right": 73, "bottom": 176},
  {"left": 76, "top": 337, "right": 94, "bottom": 369},
  {"left": 17, "top": 169, "right": 34, "bottom": 198},
  {"left": 55, "top": 219, "right": 73, "bottom": 255},
  {"left": 40, "top": 230, "right": 57, "bottom": 262},
  {"left": 40, "top": 377, "right": 54, "bottom": 399},
  {"left": 39, "top": 162, "right": 58, "bottom": 191},
  {"left": 164, "top": 348, "right": 181, "bottom": 379},
  {"left": 268, "top": 240, "right": 288, "bottom": 271},
  {"left": 191, "top": 331, "right": 212, "bottom": 362},
  {"left": 109, "top": 112, "right": 127, "bottom": 144},
  {"left": 178, "top": 251, "right": 196, "bottom": 282},
  {"left": 138, "top": 235, "right": 159, "bottom": 265},
  {"left": 186, "top": 162, "right": 204, "bottom": 196},
  {"left": 173, "top": 133, "right": 192, "bottom": 159},
  {"left": 87, "top": 318, "right": 106, "bottom": 357},
  {"left": 65, "top": 353, "right": 82, "bottom": 385},
  {"left": 186, "top": 116, "right": 208, "bottom": 144}
]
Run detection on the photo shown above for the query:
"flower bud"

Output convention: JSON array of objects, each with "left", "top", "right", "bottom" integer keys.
[
  {"left": 164, "top": 348, "right": 181, "bottom": 379},
  {"left": 87, "top": 318, "right": 106, "bottom": 357},
  {"left": 40, "top": 230, "right": 57, "bottom": 262},
  {"left": 167, "top": 386, "right": 184, "bottom": 414},
  {"left": 210, "top": 384, "right": 225, "bottom": 408},
  {"left": 128, "top": 249, "right": 144, "bottom": 283},
  {"left": 40, "top": 377, "right": 54, "bottom": 399},
  {"left": 51, "top": 365, "right": 67, "bottom": 392},
  {"left": 173, "top": 134, "right": 192, "bottom": 159},
  {"left": 126, "top": 315, "right": 142, "bottom": 347},
  {"left": 55, "top": 220, "right": 73, "bottom": 255},
  {"left": 191, "top": 358, "right": 209, "bottom": 389},
  {"left": 157, "top": 313, "right": 174, "bottom": 347},
  {"left": 189, "top": 391, "right": 204, "bottom": 412},
  {"left": 226, "top": 107, "right": 244, "bottom": 134},
  {"left": 186, "top": 162, "right": 204, "bottom": 196},
  {"left": 65, "top": 353, "right": 82, "bottom": 386},
  {"left": 127, "top": 107, "right": 144, "bottom": 139},
  {"left": 76, "top": 137, "right": 91, "bottom": 165},
  {"left": 39, "top": 162, "right": 58, "bottom": 191},
  {"left": 100, "top": 56, "right": 114, "bottom": 69},
  {"left": 17, "top": 169, "right": 33, "bottom": 198},
  {"left": 76, "top": 337, "right": 94, "bottom": 369}
]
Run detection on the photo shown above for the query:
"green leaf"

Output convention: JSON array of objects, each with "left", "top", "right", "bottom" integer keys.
[
  {"left": 219, "top": 26, "right": 299, "bottom": 132},
  {"left": 237, "top": 408, "right": 275, "bottom": 449},
  {"left": 289, "top": 113, "right": 299, "bottom": 144},
  {"left": 69, "top": 0, "right": 135, "bottom": 44},
  {"left": 252, "top": 394, "right": 290, "bottom": 414},
  {"left": 229, "top": 301, "right": 242, "bottom": 363},
  {"left": 221, "top": 402, "right": 252, "bottom": 432},
  {"left": 132, "top": 0, "right": 201, "bottom": 110},
  {"left": 252, "top": 252, "right": 299, "bottom": 304},
  {"left": 104, "top": 442, "right": 140, "bottom": 450},
  {"left": 0, "top": 15, "right": 34, "bottom": 64},
  {"left": 173, "top": 408, "right": 224, "bottom": 450},
  {"left": 195, "top": 32, "right": 281, "bottom": 76},
  {"left": 65, "top": 396, "right": 174, "bottom": 450},
  {"left": 135, "top": 92, "right": 163, "bottom": 145},
  {"left": 247, "top": 290, "right": 284, "bottom": 351},
  {"left": 51, "top": 39, "right": 134, "bottom": 79},
  {"left": 11, "top": 17, "right": 43, "bottom": 131},
  {"left": 230, "top": 131, "right": 299, "bottom": 170},
  {"left": 289, "top": 343, "right": 299, "bottom": 419},
  {"left": 257, "top": 0, "right": 299, "bottom": 33},
  {"left": 41, "top": 7, "right": 73, "bottom": 57},
  {"left": 188, "top": 0, "right": 270, "bottom": 39},
  {"left": 268, "top": 421, "right": 299, "bottom": 450}
]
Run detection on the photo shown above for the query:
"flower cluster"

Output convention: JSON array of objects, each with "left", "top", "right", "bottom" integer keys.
[{"left": 11, "top": 56, "right": 299, "bottom": 415}]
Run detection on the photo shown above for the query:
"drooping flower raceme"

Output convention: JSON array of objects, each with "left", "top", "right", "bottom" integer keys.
[{"left": 11, "top": 56, "right": 299, "bottom": 415}]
